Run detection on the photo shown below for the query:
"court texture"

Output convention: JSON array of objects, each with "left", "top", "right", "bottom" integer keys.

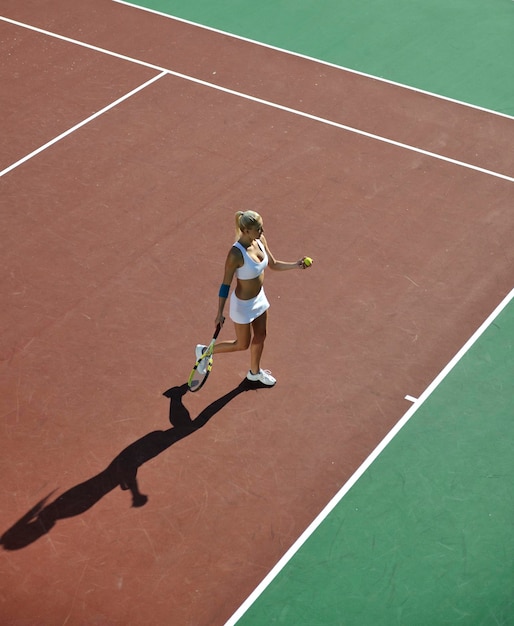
[{"left": 1, "top": 0, "right": 513, "bottom": 624}]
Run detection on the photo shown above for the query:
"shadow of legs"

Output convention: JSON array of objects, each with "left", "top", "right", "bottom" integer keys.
[{"left": 1, "top": 378, "right": 260, "bottom": 550}]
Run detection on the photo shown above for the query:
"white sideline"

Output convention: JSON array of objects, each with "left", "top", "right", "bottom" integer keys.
[
  {"left": 113, "top": 0, "right": 514, "bottom": 123},
  {"left": 224, "top": 288, "right": 514, "bottom": 624}
]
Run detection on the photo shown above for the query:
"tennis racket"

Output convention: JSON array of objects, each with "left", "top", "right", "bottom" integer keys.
[{"left": 187, "top": 323, "right": 222, "bottom": 392}]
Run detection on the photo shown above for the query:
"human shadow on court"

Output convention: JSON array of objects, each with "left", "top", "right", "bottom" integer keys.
[{"left": 1, "top": 379, "right": 262, "bottom": 551}]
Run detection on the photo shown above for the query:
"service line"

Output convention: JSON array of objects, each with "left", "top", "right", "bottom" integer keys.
[{"left": 0, "top": 71, "right": 168, "bottom": 178}]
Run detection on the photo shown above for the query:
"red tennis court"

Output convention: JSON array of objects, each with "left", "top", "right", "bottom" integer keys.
[{"left": 1, "top": 1, "right": 513, "bottom": 624}]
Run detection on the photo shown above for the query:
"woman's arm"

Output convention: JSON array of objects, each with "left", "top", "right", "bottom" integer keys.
[
  {"left": 216, "top": 247, "right": 242, "bottom": 325},
  {"left": 260, "top": 234, "right": 312, "bottom": 271}
]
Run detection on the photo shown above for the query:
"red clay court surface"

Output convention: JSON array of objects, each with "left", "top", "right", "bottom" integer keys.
[{"left": 1, "top": 1, "right": 514, "bottom": 624}]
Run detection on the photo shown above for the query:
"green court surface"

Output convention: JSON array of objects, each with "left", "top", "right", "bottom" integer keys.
[
  {"left": 124, "top": 0, "right": 514, "bottom": 116},
  {"left": 229, "top": 293, "right": 514, "bottom": 624}
]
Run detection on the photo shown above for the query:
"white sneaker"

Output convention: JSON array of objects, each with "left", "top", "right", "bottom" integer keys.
[
  {"left": 246, "top": 369, "right": 276, "bottom": 386},
  {"left": 195, "top": 344, "right": 208, "bottom": 374}
]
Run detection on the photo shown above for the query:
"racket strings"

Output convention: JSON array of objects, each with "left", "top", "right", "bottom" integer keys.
[{"left": 188, "top": 324, "right": 221, "bottom": 392}]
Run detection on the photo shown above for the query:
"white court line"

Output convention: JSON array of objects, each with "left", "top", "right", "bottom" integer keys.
[
  {"left": 225, "top": 287, "right": 514, "bottom": 625},
  {"left": 2, "top": 10, "right": 513, "bottom": 621},
  {"left": 0, "top": 71, "right": 167, "bottom": 178},
  {"left": 1, "top": 16, "right": 513, "bottom": 182},
  {"left": 113, "top": 0, "right": 514, "bottom": 123},
  {"left": 0, "top": 16, "right": 169, "bottom": 73}
]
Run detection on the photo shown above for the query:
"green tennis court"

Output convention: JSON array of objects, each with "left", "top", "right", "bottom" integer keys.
[
  {"left": 124, "top": 0, "right": 514, "bottom": 116},
  {"left": 228, "top": 292, "right": 514, "bottom": 624}
]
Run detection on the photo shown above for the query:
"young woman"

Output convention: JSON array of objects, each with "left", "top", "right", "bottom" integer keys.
[{"left": 196, "top": 210, "right": 312, "bottom": 386}]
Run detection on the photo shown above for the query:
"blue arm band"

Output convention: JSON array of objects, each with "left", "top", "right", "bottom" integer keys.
[{"left": 219, "top": 283, "right": 230, "bottom": 298}]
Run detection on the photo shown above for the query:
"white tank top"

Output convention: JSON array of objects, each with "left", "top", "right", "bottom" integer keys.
[{"left": 233, "top": 240, "right": 268, "bottom": 280}]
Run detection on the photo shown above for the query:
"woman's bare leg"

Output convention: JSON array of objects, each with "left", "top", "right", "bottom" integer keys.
[
  {"left": 213, "top": 322, "right": 251, "bottom": 354},
  {"left": 249, "top": 311, "right": 267, "bottom": 374}
]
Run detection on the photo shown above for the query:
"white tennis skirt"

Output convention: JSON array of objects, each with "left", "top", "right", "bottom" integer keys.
[{"left": 229, "top": 289, "right": 270, "bottom": 324}]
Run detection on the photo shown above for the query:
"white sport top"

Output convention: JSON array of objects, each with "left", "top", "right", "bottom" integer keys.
[{"left": 233, "top": 240, "right": 268, "bottom": 280}]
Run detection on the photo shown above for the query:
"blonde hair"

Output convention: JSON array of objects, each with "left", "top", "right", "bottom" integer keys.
[{"left": 235, "top": 210, "right": 262, "bottom": 239}]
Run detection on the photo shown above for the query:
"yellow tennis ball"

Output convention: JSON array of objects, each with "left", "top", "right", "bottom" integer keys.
[{"left": 304, "top": 257, "right": 313, "bottom": 267}]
